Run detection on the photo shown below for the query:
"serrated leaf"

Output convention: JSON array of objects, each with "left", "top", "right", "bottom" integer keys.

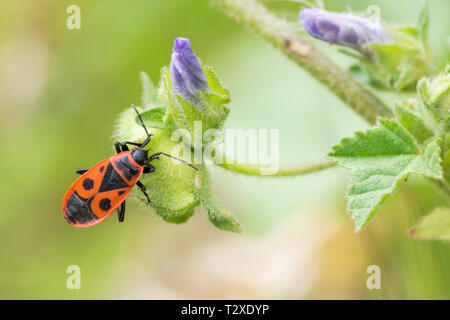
[
  {"left": 394, "top": 100, "right": 434, "bottom": 144},
  {"left": 140, "top": 71, "right": 159, "bottom": 107},
  {"left": 198, "top": 168, "right": 242, "bottom": 233},
  {"left": 408, "top": 207, "right": 450, "bottom": 240},
  {"left": 329, "top": 119, "right": 443, "bottom": 230}
]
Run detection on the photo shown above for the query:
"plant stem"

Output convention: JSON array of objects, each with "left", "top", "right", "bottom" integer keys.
[
  {"left": 216, "top": 157, "right": 337, "bottom": 177},
  {"left": 212, "top": 0, "right": 393, "bottom": 125}
]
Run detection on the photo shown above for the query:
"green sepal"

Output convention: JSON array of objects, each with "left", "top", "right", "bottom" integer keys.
[
  {"left": 154, "top": 200, "right": 199, "bottom": 224},
  {"left": 417, "top": 67, "right": 450, "bottom": 135},
  {"left": 197, "top": 167, "right": 243, "bottom": 233},
  {"left": 197, "top": 91, "right": 230, "bottom": 128},
  {"left": 156, "top": 66, "right": 187, "bottom": 131},
  {"left": 363, "top": 35, "right": 429, "bottom": 91},
  {"left": 202, "top": 63, "right": 230, "bottom": 98},
  {"left": 408, "top": 207, "right": 450, "bottom": 241},
  {"left": 394, "top": 100, "right": 434, "bottom": 144}
]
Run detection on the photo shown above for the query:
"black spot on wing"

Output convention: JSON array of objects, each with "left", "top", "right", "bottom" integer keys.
[
  {"left": 99, "top": 163, "right": 129, "bottom": 192},
  {"left": 99, "top": 165, "right": 105, "bottom": 173},
  {"left": 118, "top": 190, "right": 125, "bottom": 196},
  {"left": 82, "top": 178, "right": 94, "bottom": 190},
  {"left": 65, "top": 191, "right": 97, "bottom": 224},
  {"left": 99, "top": 198, "right": 111, "bottom": 211}
]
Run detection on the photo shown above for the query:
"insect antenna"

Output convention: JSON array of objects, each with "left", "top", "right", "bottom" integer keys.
[
  {"left": 149, "top": 152, "right": 199, "bottom": 171},
  {"left": 132, "top": 104, "right": 153, "bottom": 150},
  {"left": 132, "top": 104, "right": 151, "bottom": 138}
]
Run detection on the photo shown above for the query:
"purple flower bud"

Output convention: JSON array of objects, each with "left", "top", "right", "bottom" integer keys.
[
  {"left": 299, "top": 9, "right": 392, "bottom": 51},
  {"left": 170, "top": 37, "right": 209, "bottom": 104}
]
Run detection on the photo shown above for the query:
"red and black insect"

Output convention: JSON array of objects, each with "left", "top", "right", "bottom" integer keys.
[{"left": 62, "top": 105, "right": 198, "bottom": 228}]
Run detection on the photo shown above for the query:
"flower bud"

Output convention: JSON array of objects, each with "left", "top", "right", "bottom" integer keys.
[
  {"left": 417, "top": 66, "right": 450, "bottom": 134},
  {"left": 169, "top": 37, "right": 209, "bottom": 104},
  {"left": 299, "top": 8, "right": 392, "bottom": 52},
  {"left": 300, "top": 6, "right": 431, "bottom": 91}
]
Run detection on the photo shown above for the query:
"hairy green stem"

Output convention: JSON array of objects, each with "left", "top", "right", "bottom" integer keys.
[
  {"left": 212, "top": 0, "right": 393, "bottom": 124},
  {"left": 216, "top": 157, "right": 337, "bottom": 177}
]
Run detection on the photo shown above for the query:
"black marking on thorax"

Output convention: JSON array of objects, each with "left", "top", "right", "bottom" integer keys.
[
  {"left": 114, "top": 154, "right": 140, "bottom": 181},
  {"left": 98, "top": 163, "right": 129, "bottom": 192},
  {"left": 65, "top": 191, "right": 97, "bottom": 224}
]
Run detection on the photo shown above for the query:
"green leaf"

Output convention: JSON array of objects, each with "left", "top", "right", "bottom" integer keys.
[
  {"left": 417, "top": 0, "right": 429, "bottom": 44},
  {"left": 443, "top": 133, "right": 450, "bottom": 182},
  {"left": 198, "top": 168, "right": 242, "bottom": 233},
  {"left": 394, "top": 100, "right": 434, "bottom": 144},
  {"left": 407, "top": 207, "right": 450, "bottom": 240},
  {"left": 140, "top": 71, "right": 159, "bottom": 107},
  {"left": 329, "top": 119, "right": 443, "bottom": 230},
  {"left": 136, "top": 107, "right": 167, "bottom": 129}
]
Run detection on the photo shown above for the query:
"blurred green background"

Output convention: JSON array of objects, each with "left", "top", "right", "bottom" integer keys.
[{"left": 0, "top": 0, "right": 449, "bottom": 299}]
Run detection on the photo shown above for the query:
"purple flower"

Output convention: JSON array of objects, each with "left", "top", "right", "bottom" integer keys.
[
  {"left": 170, "top": 37, "right": 209, "bottom": 104},
  {"left": 299, "top": 8, "right": 392, "bottom": 51}
]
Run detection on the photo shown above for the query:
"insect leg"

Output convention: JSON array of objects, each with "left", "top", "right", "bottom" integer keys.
[
  {"left": 114, "top": 141, "right": 122, "bottom": 153},
  {"left": 75, "top": 168, "right": 90, "bottom": 175},
  {"left": 118, "top": 105, "right": 154, "bottom": 151},
  {"left": 143, "top": 165, "right": 155, "bottom": 174},
  {"left": 114, "top": 141, "right": 130, "bottom": 153},
  {"left": 136, "top": 181, "right": 151, "bottom": 203},
  {"left": 117, "top": 201, "right": 126, "bottom": 222},
  {"left": 121, "top": 135, "right": 152, "bottom": 150}
]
